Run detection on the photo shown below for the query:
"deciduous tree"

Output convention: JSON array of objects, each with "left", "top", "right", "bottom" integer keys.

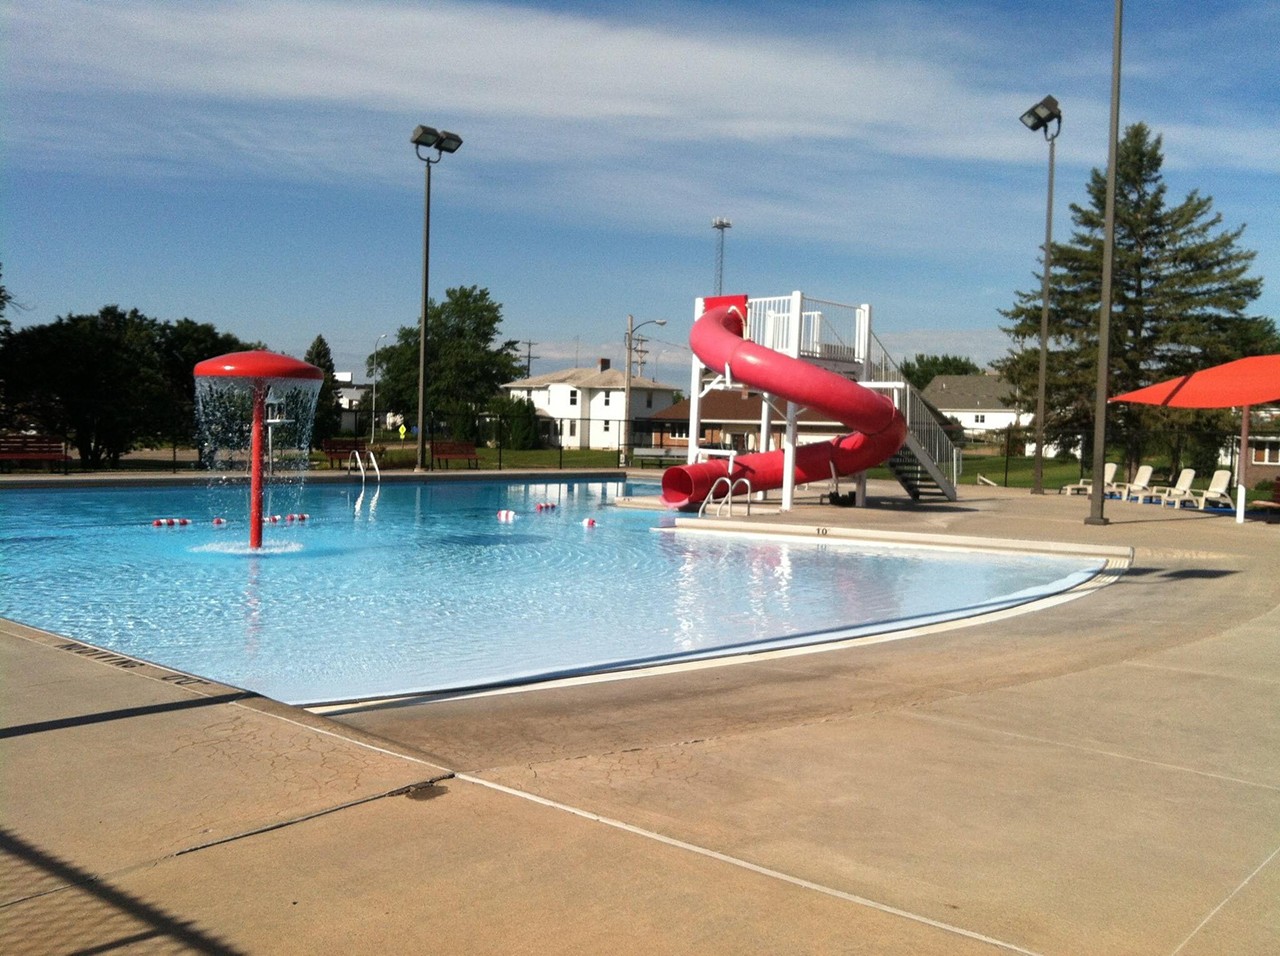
[
  {"left": 898, "top": 353, "right": 982, "bottom": 390},
  {"left": 370, "top": 286, "right": 522, "bottom": 440}
]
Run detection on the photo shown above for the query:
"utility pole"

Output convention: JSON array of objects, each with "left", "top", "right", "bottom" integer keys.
[
  {"left": 632, "top": 335, "right": 650, "bottom": 378},
  {"left": 712, "top": 217, "right": 731, "bottom": 295},
  {"left": 521, "top": 339, "right": 539, "bottom": 377}
]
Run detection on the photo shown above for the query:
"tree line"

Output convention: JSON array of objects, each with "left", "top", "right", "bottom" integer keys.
[{"left": 0, "top": 278, "right": 531, "bottom": 466}]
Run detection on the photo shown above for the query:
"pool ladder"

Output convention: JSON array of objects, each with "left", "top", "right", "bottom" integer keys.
[
  {"left": 699, "top": 476, "right": 753, "bottom": 518},
  {"left": 346, "top": 449, "right": 381, "bottom": 486}
]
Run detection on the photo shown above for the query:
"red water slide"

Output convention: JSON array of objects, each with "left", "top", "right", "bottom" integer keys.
[{"left": 660, "top": 300, "right": 908, "bottom": 509}]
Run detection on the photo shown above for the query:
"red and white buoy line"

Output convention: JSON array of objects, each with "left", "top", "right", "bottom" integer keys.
[
  {"left": 151, "top": 513, "right": 309, "bottom": 528},
  {"left": 496, "top": 503, "right": 595, "bottom": 527}
]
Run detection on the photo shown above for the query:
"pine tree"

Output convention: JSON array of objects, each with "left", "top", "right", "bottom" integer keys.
[
  {"left": 997, "top": 123, "right": 1276, "bottom": 472},
  {"left": 304, "top": 335, "right": 342, "bottom": 446}
]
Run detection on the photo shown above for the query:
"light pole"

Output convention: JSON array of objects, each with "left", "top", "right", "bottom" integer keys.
[
  {"left": 1087, "top": 0, "right": 1123, "bottom": 526},
  {"left": 370, "top": 332, "right": 387, "bottom": 442},
  {"left": 712, "top": 218, "right": 731, "bottom": 295},
  {"left": 1020, "top": 94, "right": 1062, "bottom": 495},
  {"left": 411, "top": 124, "right": 463, "bottom": 472},
  {"left": 622, "top": 314, "right": 666, "bottom": 464}
]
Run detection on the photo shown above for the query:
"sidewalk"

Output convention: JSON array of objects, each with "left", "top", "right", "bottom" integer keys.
[{"left": 3, "top": 483, "right": 1278, "bottom": 954}]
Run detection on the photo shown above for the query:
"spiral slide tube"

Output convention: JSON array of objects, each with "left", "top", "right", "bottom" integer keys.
[{"left": 660, "top": 302, "right": 908, "bottom": 509}]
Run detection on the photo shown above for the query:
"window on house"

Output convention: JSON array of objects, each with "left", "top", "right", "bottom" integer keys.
[
  {"left": 603, "top": 420, "right": 610, "bottom": 432},
  {"left": 603, "top": 391, "right": 611, "bottom": 407},
  {"left": 568, "top": 421, "right": 577, "bottom": 437},
  {"left": 974, "top": 414, "right": 986, "bottom": 424},
  {"left": 669, "top": 424, "right": 688, "bottom": 439},
  {"left": 1254, "top": 443, "right": 1280, "bottom": 464},
  {"left": 569, "top": 389, "right": 578, "bottom": 407},
  {"left": 646, "top": 391, "right": 654, "bottom": 409}
]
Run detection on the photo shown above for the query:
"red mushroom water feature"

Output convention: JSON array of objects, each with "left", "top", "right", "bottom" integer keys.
[{"left": 194, "top": 350, "right": 324, "bottom": 549}]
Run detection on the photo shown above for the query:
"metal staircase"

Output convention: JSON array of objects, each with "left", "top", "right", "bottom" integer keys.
[{"left": 889, "top": 439, "right": 954, "bottom": 500}]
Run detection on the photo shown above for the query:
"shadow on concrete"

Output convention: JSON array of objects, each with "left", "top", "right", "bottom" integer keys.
[
  {"left": 0, "top": 827, "right": 244, "bottom": 955},
  {"left": 0, "top": 692, "right": 254, "bottom": 740}
]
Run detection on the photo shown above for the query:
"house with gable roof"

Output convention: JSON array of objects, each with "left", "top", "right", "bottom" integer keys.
[
  {"left": 921, "top": 374, "right": 1029, "bottom": 439},
  {"left": 501, "top": 358, "right": 681, "bottom": 450}
]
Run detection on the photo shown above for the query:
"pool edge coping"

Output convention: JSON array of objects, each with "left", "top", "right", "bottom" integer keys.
[{"left": 309, "top": 522, "right": 1131, "bottom": 715}]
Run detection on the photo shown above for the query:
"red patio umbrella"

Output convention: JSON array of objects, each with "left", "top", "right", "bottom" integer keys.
[
  {"left": 1110, "top": 354, "right": 1280, "bottom": 517},
  {"left": 1109, "top": 354, "right": 1280, "bottom": 408}
]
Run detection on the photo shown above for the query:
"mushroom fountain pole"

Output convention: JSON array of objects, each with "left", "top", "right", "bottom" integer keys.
[
  {"left": 248, "top": 381, "right": 267, "bottom": 548},
  {"left": 194, "top": 350, "right": 324, "bottom": 550}
]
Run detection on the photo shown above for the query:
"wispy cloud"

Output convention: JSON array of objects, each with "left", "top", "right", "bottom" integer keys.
[{"left": 6, "top": 0, "right": 1277, "bottom": 376}]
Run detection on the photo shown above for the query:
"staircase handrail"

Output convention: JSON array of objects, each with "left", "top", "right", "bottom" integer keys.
[{"left": 865, "top": 331, "right": 962, "bottom": 489}]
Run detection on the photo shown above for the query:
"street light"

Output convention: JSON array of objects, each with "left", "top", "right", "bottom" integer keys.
[
  {"left": 370, "top": 332, "right": 387, "bottom": 442},
  {"left": 1087, "top": 0, "right": 1123, "bottom": 526},
  {"left": 622, "top": 314, "right": 667, "bottom": 464},
  {"left": 1020, "top": 94, "right": 1062, "bottom": 495},
  {"left": 411, "top": 124, "right": 463, "bottom": 471}
]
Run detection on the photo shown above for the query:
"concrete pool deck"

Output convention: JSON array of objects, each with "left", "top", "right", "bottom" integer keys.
[{"left": 3, "top": 476, "right": 1278, "bottom": 954}]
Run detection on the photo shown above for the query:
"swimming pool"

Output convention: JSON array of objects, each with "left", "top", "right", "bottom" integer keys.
[{"left": 0, "top": 478, "right": 1107, "bottom": 704}]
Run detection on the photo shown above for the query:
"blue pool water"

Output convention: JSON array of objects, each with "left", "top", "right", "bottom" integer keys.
[{"left": 0, "top": 479, "right": 1103, "bottom": 704}]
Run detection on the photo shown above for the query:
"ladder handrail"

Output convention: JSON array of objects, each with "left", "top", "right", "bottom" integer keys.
[
  {"left": 347, "top": 449, "right": 366, "bottom": 484},
  {"left": 346, "top": 449, "right": 381, "bottom": 485},
  {"left": 699, "top": 476, "right": 754, "bottom": 518}
]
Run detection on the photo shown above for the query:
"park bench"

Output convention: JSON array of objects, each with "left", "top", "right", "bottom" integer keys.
[
  {"left": 321, "top": 437, "right": 367, "bottom": 468},
  {"left": 432, "top": 441, "right": 480, "bottom": 469},
  {"left": 631, "top": 447, "right": 686, "bottom": 467},
  {"left": 0, "top": 434, "right": 72, "bottom": 473},
  {"left": 1252, "top": 478, "right": 1280, "bottom": 522}
]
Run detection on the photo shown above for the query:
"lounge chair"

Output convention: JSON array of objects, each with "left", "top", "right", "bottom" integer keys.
[
  {"left": 1187, "top": 469, "right": 1234, "bottom": 510},
  {"left": 1119, "top": 464, "right": 1155, "bottom": 502},
  {"left": 1060, "top": 462, "right": 1118, "bottom": 496},
  {"left": 1152, "top": 468, "right": 1196, "bottom": 508}
]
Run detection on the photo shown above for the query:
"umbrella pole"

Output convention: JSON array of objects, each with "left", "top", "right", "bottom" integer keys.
[{"left": 1237, "top": 404, "right": 1250, "bottom": 524}]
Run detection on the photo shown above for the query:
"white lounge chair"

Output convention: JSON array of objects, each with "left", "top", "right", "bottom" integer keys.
[
  {"left": 1061, "top": 462, "right": 1118, "bottom": 496},
  {"left": 1153, "top": 468, "right": 1196, "bottom": 508},
  {"left": 1188, "top": 469, "right": 1234, "bottom": 510},
  {"left": 1120, "top": 464, "right": 1155, "bottom": 502}
]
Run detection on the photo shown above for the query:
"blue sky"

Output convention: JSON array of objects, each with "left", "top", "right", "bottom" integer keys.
[{"left": 4, "top": 0, "right": 1278, "bottom": 387}]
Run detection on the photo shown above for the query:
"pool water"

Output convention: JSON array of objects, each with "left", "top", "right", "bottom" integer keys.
[{"left": 0, "top": 479, "right": 1104, "bottom": 704}]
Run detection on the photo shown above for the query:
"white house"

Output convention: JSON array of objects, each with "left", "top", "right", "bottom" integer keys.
[
  {"left": 502, "top": 358, "right": 681, "bottom": 450},
  {"left": 922, "top": 374, "right": 1028, "bottom": 438}
]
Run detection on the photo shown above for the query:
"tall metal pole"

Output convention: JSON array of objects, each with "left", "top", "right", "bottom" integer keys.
[
  {"left": 1087, "top": 0, "right": 1123, "bottom": 526},
  {"left": 712, "top": 218, "right": 731, "bottom": 295},
  {"left": 1033, "top": 129, "right": 1058, "bottom": 494},
  {"left": 623, "top": 314, "right": 634, "bottom": 465},
  {"left": 410, "top": 125, "right": 461, "bottom": 470},
  {"left": 415, "top": 159, "right": 433, "bottom": 472}
]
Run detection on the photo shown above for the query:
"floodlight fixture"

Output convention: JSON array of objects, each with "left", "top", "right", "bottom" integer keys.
[{"left": 1020, "top": 95, "right": 1062, "bottom": 136}]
